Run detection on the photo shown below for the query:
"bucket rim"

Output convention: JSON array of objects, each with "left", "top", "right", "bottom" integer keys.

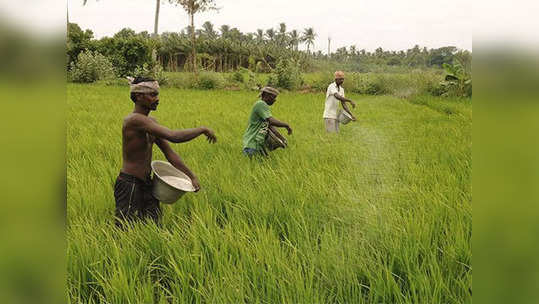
[{"left": 151, "top": 160, "right": 195, "bottom": 192}]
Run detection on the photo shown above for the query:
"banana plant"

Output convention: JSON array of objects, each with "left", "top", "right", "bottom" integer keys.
[{"left": 441, "top": 59, "right": 472, "bottom": 97}]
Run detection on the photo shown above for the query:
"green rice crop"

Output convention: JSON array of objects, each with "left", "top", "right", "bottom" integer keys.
[{"left": 68, "top": 83, "right": 471, "bottom": 303}]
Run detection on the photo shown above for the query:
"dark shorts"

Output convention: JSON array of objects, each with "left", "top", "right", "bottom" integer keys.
[{"left": 114, "top": 172, "right": 161, "bottom": 226}]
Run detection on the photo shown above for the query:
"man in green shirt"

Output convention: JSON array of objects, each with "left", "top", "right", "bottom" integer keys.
[{"left": 242, "top": 87, "right": 292, "bottom": 157}]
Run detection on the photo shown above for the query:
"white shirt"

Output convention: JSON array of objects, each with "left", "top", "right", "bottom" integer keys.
[{"left": 323, "top": 82, "right": 344, "bottom": 119}]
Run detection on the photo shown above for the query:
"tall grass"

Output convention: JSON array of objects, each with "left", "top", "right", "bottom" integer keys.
[{"left": 68, "top": 84, "right": 471, "bottom": 303}]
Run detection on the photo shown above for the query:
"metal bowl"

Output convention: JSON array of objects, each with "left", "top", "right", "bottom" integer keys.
[
  {"left": 338, "top": 110, "right": 353, "bottom": 125},
  {"left": 265, "top": 128, "right": 287, "bottom": 151},
  {"left": 151, "top": 160, "right": 195, "bottom": 204}
]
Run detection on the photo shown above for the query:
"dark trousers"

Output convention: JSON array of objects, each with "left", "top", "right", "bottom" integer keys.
[{"left": 114, "top": 172, "right": 161, "bottom": 226}]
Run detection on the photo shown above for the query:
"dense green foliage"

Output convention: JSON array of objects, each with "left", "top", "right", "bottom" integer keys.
[
  {"left": 67, "top": 23, "right": 471, "bottom": 76},
  {"left": 69, "top": 50, "right": 116, "bottom": 83},
  {"left": 68, "top": 84, "right": 471, "bottom": 303},
  {"left": 68, "top": 24, "right": 155, "bottom": 77},
  {"left": 66, "top": 22, "right": 472, "bottom": 98},
  {"left": 267, "top": 58, "right": 304, "bottom": 90},
  {"left": 156, "top": 70, "right": 444, "bottom": 98}
]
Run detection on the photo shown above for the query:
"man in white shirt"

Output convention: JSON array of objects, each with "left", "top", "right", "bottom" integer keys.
[{"left": 323, "top": 71, "right": 357, "bottom": 132}]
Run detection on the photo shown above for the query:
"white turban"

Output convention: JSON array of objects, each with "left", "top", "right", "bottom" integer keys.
[
  {"left": 127, "top": 77, "right": 160, "bottom": 94},
  {"left": 260, "top": 86, "right": 280, "bottom": 96}
]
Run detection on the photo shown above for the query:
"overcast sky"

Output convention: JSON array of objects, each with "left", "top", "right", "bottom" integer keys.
[
  {"left": 3, "top": 1, "right": 539, "bottom": 52},
  {"left": 64, "top": 0, "right": 474, "bottom": 52}
]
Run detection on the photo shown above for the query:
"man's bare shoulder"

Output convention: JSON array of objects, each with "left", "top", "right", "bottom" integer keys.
[{"left": 123, "top": 113, "right": 152, "bottom": 127}]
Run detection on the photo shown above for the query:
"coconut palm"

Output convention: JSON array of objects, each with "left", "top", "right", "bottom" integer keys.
[
  {"left": 301, "top": 27, "right": 316, "bottom": 53},
  {"left": 349, "top": 45, "right": 356, "bottom": 56},
  {"left": 220, "top": 24, "right": 230, "bottom": 38},
  {"left": 277, "top": 23, "right": 287, "bottom": 47},
  {"left": 169, "top": 0, "right": 218, "bottom": 75},
  {"left": 251, "top": 29, "right": 263, "bottom": 44},
  {"left": 265, "top": 28, "right": 276, "bottom": 43},
  {"left": 201, "top": 21, "right": 217, "bottom": 39},
  {"left": 288, "top": 30, "right": 299, "bottom": 50}
]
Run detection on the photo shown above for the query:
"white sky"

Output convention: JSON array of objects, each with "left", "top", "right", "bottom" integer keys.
[
  {"left": 63, "top": 0, "right": 473, "bottom": 52},
  {"left": 3, "top": 0, "right": 539, "bottom": 52},
  {"left": 7, "top": 0, "right": 539, "bottom": 52}
]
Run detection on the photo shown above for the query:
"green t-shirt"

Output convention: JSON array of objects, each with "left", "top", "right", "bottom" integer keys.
[{"left": 243, "top": 100, "right": 272, "bottom": 150}]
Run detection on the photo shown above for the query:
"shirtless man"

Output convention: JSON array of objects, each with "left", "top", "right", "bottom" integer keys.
[{"left": 114, "top": 77, "right": 217, "bottom": 226}]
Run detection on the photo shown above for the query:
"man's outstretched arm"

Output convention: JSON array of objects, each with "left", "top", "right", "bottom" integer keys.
[{"left": 132, "top": 115, "right": 217, "bottom": 144}]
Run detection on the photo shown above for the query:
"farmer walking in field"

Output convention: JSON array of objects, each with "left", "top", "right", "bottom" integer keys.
[
  {"left": 323, "top": 71, "right": 357, "bottom": 133},
  {"left": 242, "top": 86, "right": 292, "bottom": 157},
  {"left": 114, "top": 76, "right": 217, "bottom": 226}
]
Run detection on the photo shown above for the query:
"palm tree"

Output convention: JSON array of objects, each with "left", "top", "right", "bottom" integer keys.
[
  {"left": 201, "top": 21, "right": 217, "bottom": 39},
  {"left": 278, "top": 23, "right": 287, "bottom": 34},
  {"left": 288, "top": 30, "right": 299, "bottom": 50},
  {"left": 169, "top": 0, "right": 218, "bottom": 75},
  {"left": 220, "top": 24, "right": 230, "bottom": 38},
  {"left": 265, "top": 28, "right": 275, "bottom": 43},
  {"left": 301, "top": 27, "right": 316, "bottom": 53},
  {"left": 255, "top": 29, "right": 265, "bottom": 44},
  {"left": 277, "top": 23, "right": 287, "bottom": 47},
  {"left": 349, "top": 45, "right": 357, "bottom": 57}
]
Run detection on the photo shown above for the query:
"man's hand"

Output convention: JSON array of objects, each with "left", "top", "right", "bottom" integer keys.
[
  {"left": 350, "top": 101, "right": 356, "bottom": 109},
  {"left": 191, "top": 176, "right": 201, "bottom": 192},
  {"left": 351, "top": 115, "right": 357, "bottom": 121},
  {"left": 202, "top": 127, "right": 217, "bottom": 143},
  {"left": 285, "top": 125, "right": 293, "bottom": 135}
]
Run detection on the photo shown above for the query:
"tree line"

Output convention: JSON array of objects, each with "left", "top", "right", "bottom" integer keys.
[{"left": 67, "top": 22, "right": 471, "bottom": 77}]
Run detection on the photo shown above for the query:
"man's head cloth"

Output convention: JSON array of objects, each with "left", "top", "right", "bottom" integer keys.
[
  {"left": 127, "top": 76, "right": 160, "bottom": 94},
  {"left": 260, "top": 86, "right": 280, "bottom": 97}
]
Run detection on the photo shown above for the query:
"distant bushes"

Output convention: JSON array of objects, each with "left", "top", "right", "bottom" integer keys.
[
  {"left": 302, "top": 70, "right": 442, "bottom": 97},
  {"left": 305, "top": 73, "right": 333, "bottom": 91},
  {"left": 166, "top": 72, "right": 225, "bottom": 90},
  {"left": 167, "top": 73, "right": 198, "bottom": 89},
  {"left": 232, "top": 71, "right": 244, "bottom": 83},
  {"left": 267, "top": 59, "right": 303, "bottom": 90},
  {"left": 90, "top": 68, "right": 470, "bottom": 100},
  {"left": 133, "top": 61, "right": 168, "bottom": 85},
  {"left": 433, "top": 61, "right": 472, "bottom": 98},
  {"left": 166, "top": 71, "right": 268, "bottom": 91},
  {"left": 341, "top": 71, "right": 441, "bottom": 97},
  {"left": 69, "top": 50, "right": 115, "bottom": 83},
  {"left": 197, "top": 72, "right": 225, "bottom": 90}
]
